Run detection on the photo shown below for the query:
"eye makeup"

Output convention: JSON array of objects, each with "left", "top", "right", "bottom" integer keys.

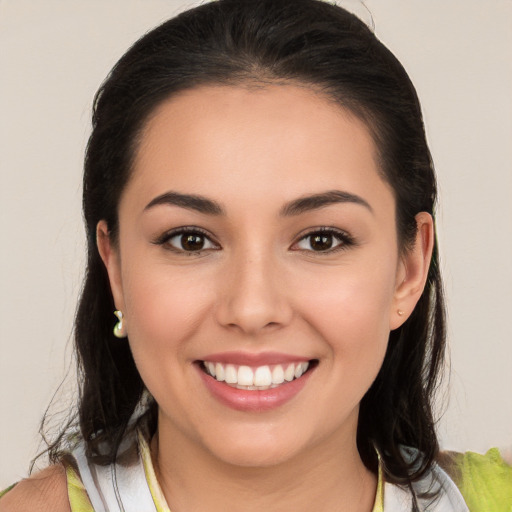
[{"left": 152, "top": 224, "right": 357, "bottom": 257}]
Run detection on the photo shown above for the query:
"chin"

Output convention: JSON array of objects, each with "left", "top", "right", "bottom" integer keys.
[
  {"left": 212, "top": 444, "right": 300, "bottom": 469},
  {"left": 201, "top": 427, "right": 309, "bottom": 469}
]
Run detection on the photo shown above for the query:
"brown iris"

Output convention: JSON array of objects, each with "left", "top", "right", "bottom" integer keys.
[
  {"left": 310, "top": 234, "right": 334, "bottom": 251},
  {"left": 181, "top": 234, "right": 205, "bottom": 251}
]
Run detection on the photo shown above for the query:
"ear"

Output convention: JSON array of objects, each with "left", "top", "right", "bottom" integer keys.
[
  {"left": 390, "top": 212, "right": 434, "bottom": 330},
  {"left": 96, "top": 220, "right": 125, "bottom": 313}
]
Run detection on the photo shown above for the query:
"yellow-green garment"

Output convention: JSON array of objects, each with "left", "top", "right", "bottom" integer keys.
[{"left": 439, "top": 448, "right": 512, "bottom": 512}]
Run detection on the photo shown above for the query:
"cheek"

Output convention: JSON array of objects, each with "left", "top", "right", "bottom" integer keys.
[
  {"left": 120, "top": 260, "right": 215, "bottom": 364},
  {"left": 282, "top": 262, "right": 396, "bottom": 432},
  {"left": 120, "top": 264, "right": 217, "bottom": 421},
  {"left": 297, "top": 260, "right": 397, "bottom": 341},
  {"left": 293, "top": 256, "right": 397, "bottom": 394}
]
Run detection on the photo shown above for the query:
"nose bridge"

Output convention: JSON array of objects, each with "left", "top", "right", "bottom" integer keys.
[{"left": 216, "top": 240, "right": 291, "bottom": 333}]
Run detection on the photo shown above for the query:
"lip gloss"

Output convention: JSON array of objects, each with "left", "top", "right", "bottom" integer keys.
[{"left": 197, "top": 364, "right": 313, "bottom": 412}]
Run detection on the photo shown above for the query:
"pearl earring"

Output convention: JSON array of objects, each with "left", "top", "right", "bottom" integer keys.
[
  {"left": 113, "top": 310, "right": 127, "bottom": 338},
  {"left": 397, "top": 309, "right": 405, "bottom": 316}
]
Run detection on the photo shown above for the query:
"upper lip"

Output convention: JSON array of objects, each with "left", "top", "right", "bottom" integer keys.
[{"left": 199, "top": 351, "right": 312, "bottom": 366}]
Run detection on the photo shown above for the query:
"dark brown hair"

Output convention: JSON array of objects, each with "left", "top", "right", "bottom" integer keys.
[{"left": 45, "top": 0, "right": 445, "bottom": 487}]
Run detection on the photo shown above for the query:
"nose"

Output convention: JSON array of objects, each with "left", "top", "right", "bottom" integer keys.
[{"left": 215, "top": 249, "right": 293, "bottom": 335}]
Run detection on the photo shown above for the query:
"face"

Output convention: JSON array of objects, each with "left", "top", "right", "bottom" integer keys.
[{"left": 98, "top": 84, "right": 431, "bottom": 468}]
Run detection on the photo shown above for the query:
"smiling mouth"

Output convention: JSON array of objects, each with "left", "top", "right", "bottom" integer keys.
[{"left": 200, "top": 360, "right": 316, "bottom": 391}]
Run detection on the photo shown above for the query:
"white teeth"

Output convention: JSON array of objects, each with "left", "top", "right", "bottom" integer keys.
[
  {"left": 225, "top": 364, "right": 237, "bottom": 384},
  {"left": 204, "top": 360, "right": 311, "bottom": 389},
  {"left": 215, "top": 362, "right": 225, "bottom": 382},
  {"left": 294, "top": 361, "right": 309, "bottom": 379},
  {"left": 284, "top": 364, "right": 295, "bottom": 382},
  {"left": 271, "top": 365, "right": 285, "bottom": 384},
  {"left": 238, "top": 366, "right": 254, "bottom": 386},
  {"left": 254, "top": 366, "right": 272, "bottom": 387}
]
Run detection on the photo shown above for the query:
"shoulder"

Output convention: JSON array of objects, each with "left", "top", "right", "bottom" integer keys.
[
  {"left": 438, "top": 448, "right": 512, "bottom": 511},
  {"left": 0, "top": 465, "right": 70, "bottom": 512}
]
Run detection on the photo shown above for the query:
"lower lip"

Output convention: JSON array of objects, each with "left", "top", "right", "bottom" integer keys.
[{"left": 197, "top": 364, "right": 314, "bottom": 412}]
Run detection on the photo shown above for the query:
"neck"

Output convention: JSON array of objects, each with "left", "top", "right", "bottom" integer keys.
[{"left": 151, "top": 418, "right": 377, "bottom": 512}]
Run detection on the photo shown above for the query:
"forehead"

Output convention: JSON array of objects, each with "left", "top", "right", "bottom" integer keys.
[{"left": 126, "top": 84, "right": 392, "bottom": 213}]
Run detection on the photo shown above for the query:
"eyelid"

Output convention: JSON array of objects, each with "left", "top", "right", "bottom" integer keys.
[
  {"left": 152, "top": 226, "right": 220, "bottom": 252},
  {"left": 152, "top": 225, "right": 354, "bottom": 254},
  {"left": 290, "top": 227, "right": 355, "bottom": 253}
]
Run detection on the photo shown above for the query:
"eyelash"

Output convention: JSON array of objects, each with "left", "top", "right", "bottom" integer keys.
[
  {"left": 292, "top": 227, "right": 355, "bottom": 254},
  {"left": 152, "top": 226, "right": 220, "bottom": 255},
  {"left": 153, "top": 226, "right": 355, "bottom": 255}
]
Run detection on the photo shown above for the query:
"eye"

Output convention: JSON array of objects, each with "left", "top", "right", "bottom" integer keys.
[
  {"left": 155, "top": 227, "right": 219, "bottom": 253},
  {"left": 294, "top": 229, "right": 353, "bottom": 253}
]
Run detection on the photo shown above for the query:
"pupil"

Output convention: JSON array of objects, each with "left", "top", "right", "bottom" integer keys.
[
  {"left": 182, "top": 234, "right": 204, "bottom": 251},
  {"left": 311, "top": 234, "right": 332, "bottom": 251}
]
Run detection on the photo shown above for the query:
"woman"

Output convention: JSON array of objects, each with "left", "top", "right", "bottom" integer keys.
[{"left": 1, "top": 0, "right": 510, "bottom": 510}]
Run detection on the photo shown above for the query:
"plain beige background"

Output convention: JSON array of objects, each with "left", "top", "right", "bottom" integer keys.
[{"left": 1, "top": 0, "right": 511, "bottom": 485}]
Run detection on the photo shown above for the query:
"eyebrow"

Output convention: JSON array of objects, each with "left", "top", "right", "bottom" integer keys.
[
  {"left": 144, "top": 192, "right": 224, "bottom": 215},
  {"left": 144, "top": 189, "right": 372, "bottom": 216},
  {"left": 280, "top": 190, "right": 373, "bottom": 216}
]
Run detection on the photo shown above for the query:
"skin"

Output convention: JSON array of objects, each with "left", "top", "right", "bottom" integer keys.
[
  {"left": 1, "top": 84, "right": 432, "bottom": 512},
  {"left": 97, "top": 84, "right": 433, "bottom": 512},
  {"left": 0, "top": 465, "right": 69, "bottom": 512}
]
